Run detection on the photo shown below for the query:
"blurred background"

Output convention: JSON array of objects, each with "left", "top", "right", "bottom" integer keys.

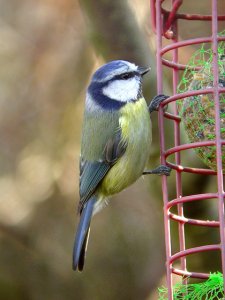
[{"left": 1, "top": 0, "right": 225, "bottom": 299}]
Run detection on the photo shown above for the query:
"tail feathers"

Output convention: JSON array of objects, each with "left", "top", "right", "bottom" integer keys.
[{"left": 73, "top": 196, "right": 96, "bottom": 271}]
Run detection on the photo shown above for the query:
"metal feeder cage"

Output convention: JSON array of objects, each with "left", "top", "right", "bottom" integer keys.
[{"left": 150, "top": 0, "right": 225, "bottom": 298}]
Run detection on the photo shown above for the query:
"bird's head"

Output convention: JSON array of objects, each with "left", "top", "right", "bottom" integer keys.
[{"left": 87, "top": 60, "right": 150, "bottom": 109}]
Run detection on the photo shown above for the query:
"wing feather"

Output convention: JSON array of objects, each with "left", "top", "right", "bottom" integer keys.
[
  {"left": 78, "top": 130, "right": 127, "bottom": 213},
  {"left": 79, "top": 161, "right": 110, "bottom": 205}
]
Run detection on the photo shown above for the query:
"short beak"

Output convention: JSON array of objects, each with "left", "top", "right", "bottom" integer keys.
[{"left": 137, "top": 66, "right": 151, "bottom": 76}]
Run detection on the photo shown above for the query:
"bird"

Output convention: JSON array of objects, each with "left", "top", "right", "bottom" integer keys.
[{"left": 73, "top": 60, "right": 170, "bottom": 271}]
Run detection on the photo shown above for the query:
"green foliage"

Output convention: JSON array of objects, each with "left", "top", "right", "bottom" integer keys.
[{"left": 158, "top": 272, "right": 224, "bottom": 300}]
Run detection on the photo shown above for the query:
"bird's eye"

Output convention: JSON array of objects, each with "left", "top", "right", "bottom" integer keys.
[{"left": 120, "top": 73, "right": 131, "bottom": 80}]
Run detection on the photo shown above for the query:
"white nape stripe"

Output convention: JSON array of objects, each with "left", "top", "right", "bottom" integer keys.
[
  {"left": 86, "top": 92, "right": 100, "bottom": 112},
  {"left": 102, "top": 78, "right": 140, "bottom": 102}
]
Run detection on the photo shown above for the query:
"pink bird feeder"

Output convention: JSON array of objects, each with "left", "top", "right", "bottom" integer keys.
[{"left": 150, "top": 0, "right": 225, "bottom": 298}]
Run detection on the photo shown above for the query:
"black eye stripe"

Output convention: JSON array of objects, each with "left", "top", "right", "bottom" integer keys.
[
  {"left": 120, "top": 73, "right": 132, "bottom": 79},
  {"left": 113, "top": 71, "right": 138, "bottom": 80}
]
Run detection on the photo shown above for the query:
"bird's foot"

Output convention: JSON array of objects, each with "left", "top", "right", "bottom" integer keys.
[
  {"left": 143, "top": 165, "right": 171, "bottom": 176},
  {"left": 149, "top": 94, "right": 169, "bottom": 113}
]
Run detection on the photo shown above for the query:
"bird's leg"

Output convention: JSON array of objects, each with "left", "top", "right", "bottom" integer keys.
[
  {"left": 149, "top": 94, "right": 169, "bottom": 113},
  {"left": 146, "top": 95, "right": 171, "bottom": 176},
  {"left": 143, "top": 165, "right": 171, "bottom": 176}
]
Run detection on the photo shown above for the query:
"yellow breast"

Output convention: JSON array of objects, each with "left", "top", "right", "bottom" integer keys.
[{"left": 100, "top": 98, "right": 152, "bottom": 196}]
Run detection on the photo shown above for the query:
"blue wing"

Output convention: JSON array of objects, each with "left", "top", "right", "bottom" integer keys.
[
  {"left": 78, "top": 132, "right": 127, "bottom": 213},
  {"left": 78, "top": 160, "right": 110, "bottom": 210},
  {"left": 73, "top": 129, "right": 127, "bottom": 271}
]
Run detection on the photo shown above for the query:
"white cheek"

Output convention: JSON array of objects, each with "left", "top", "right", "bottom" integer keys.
[{"left": 102, "top": 78, "right": 140, "bottom": 102}]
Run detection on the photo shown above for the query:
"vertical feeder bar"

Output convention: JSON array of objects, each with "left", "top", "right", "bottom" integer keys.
[
  {"left": 170, "top": 5, "right": 187, "bottom": 285},
  {"left": 155, "top": 0, "right": 173, "bottom": 298},
  {"left": 212, "top": 0, "right": 225, "bottom": 292}
]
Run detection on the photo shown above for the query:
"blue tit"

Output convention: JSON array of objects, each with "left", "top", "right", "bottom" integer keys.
[{"left": 73, "top": 60, "right": 169, "bottom": 271}]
